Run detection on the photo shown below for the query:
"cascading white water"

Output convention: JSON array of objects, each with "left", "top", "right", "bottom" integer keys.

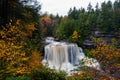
[
  {"left": 42, "top": 37, "right": 101, "bottom": 73},
  {"left": 42, "top": 41, "right": 85, "bottom": 72}
]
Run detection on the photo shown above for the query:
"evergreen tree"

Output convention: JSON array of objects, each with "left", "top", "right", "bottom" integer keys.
[
  {"left": 87, "top": 3, "right": 93, "bottom": 13},
  {"left": 55, "top": 0, "right": 120, "bottom": 45}
]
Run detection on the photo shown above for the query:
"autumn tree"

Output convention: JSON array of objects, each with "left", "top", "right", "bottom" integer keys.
[
  {"left": 90, "top": 38, "right": 120, "bottom": 79},
  {"left": 40, "top": 14, "right": 52, "bottom": 36},
  {"left": 0, "top": 20, "right": 30, "bottom": 78},
  {"left": 0, "top": 0, "right": 42, "bottom": 79},
  {"left": 40, "top": 14, "right": 60, "bottom": 37}
]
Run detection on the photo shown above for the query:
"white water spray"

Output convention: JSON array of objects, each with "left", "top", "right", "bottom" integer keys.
[{"left": 42, "top": 37, "right": 100, "bottom": 73}]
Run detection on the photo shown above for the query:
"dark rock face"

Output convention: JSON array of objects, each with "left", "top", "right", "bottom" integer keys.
[
  {"left": 83, "top": 28, "right": 120, "bottom": 48},
  {"left": 83, "top": 40, "right": 95, "bottom": 49}
]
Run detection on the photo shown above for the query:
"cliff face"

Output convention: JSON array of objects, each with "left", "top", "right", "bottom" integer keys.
[{"left": 83, "top": 28, "right": 120, "bottom": 48}]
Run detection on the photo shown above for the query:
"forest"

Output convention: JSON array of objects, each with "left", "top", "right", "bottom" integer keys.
[{"left": 0, "top": 0, "right": 120, "bottom": 80}]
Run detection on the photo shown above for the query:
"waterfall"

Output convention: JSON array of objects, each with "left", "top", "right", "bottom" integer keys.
[
  {"left": 42, "top": 41, "right": 85, "bottom": 72},
  {"left": 42, "top": 37, "right": 100, "bottom": 73}
]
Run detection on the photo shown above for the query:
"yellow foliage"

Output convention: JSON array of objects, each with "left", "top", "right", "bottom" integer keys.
[
  {"left": 25, "top": 23, "right": 37, "bottom": 31},
  {"left": 90, "top": 38, "right": 120, "bottom": 66},
  {"left": 25, "top": 23, "right": 37, "bottom": 36},
  {"left": 72, "top": 30, "right": 80, "bottom": 39},
  {"left": 28, "top": 51, "right": 43, "bottom": 68},
  {"left": 0, "top": 20, "right": 31, "bottom": 76}
]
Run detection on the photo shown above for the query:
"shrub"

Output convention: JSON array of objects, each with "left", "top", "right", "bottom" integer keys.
[
  {"left": 6, "top": 75, "right": 31, "bottom": 80},
  {"left": 31, "top": 68, "right": 66, "bottom": 80}
]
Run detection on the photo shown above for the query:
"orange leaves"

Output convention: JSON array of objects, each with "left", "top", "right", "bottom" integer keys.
[
  {"left": 40, "top": 15, "right": 53, "bottom": 34},
  {"left": 40, "top": 15, "right": 52, "bottom": 27},
  {"left": 90, "top": 38, "right": 120, "bottom": 68},
  {"left": 28, "top": 51, "right": 43, "bottom": 69}
]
